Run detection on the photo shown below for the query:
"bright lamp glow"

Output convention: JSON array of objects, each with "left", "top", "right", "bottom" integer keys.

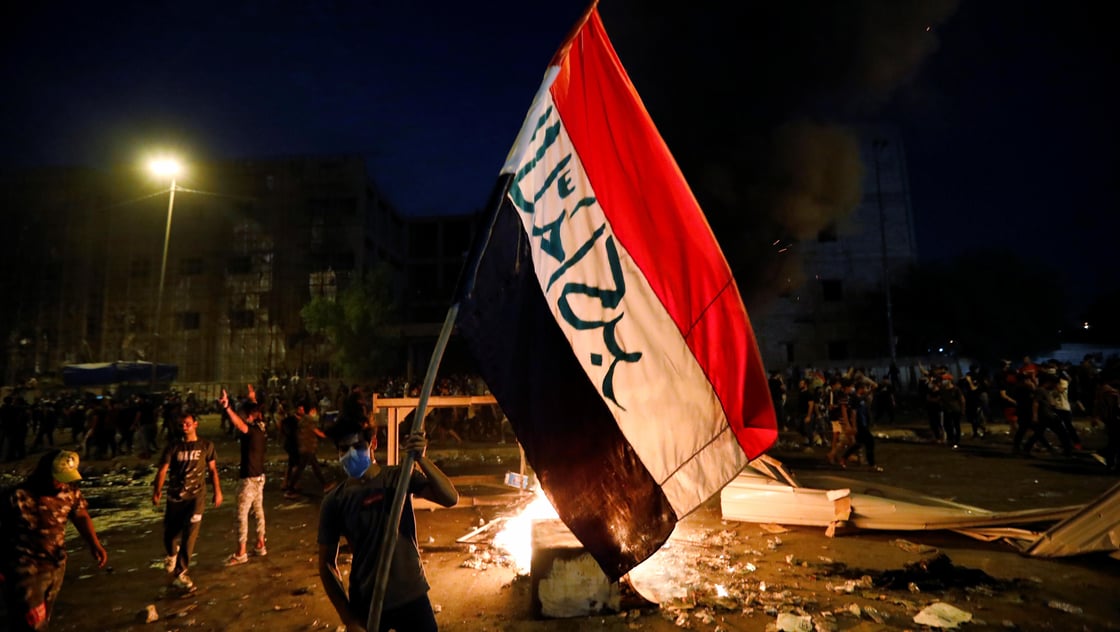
[{"left": 149, "top": 158, "right": 182, "bottom": 177}]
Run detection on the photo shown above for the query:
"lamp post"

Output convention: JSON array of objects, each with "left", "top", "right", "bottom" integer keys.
[{"left": 149, "top": 158, "right": 181, "bottom": 391}]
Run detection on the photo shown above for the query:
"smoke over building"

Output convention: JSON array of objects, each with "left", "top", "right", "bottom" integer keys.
[{"left": 599, "top": 0, "right": 959, "bottom": 310}]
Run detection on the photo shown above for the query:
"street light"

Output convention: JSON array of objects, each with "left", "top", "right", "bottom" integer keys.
[{"left": 149, "top": 157, "right": 181, "bottom": 390}]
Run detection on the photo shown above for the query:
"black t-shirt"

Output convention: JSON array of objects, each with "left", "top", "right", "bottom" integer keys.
[
  {"left": 239, "top": 422, "right": 268, "bottom": 478},
  {"left": 159, "top": 439, "right": 217, "bottom": 501},
  {"left": 318, "top": 467, "right": 430, "bottom": 612},
  {"left": 794, "top": 388, "right": 813, "bottom": 417},
  {"left": 281, "top": 414, "right": 299, "bottom": 453}
]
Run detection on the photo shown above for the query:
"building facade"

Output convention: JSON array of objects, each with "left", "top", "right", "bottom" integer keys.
[
  {"left": 752, "top": 126, "right": 918, "bottom": 369},
  {"left": 2, "top": 155, "right": 405, "bottom": 385},
  {"left": 2, "top": 129, "right": 917, "bottom": 387}
]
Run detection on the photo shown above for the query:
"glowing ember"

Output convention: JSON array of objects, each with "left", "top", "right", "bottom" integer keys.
[{"left": 492, "top": 487, "right": 558, "bottom": 575}]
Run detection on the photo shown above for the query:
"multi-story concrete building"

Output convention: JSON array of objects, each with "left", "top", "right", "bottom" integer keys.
[
  {"left": 395, "top": 212, "right": 481, "bottom": 380},
  {"left": 2, "top": 128, "right": 916, "bottom": 387},
  {"left": 751, "top": 126, "right": 918, "bottom": 369},
  {"left": 2, "top": 155, "right": 405, "bottom": 385}
]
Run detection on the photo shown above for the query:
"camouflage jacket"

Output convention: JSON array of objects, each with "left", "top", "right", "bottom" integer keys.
[{"left": 0, "top": 484, "right": 87, "bottom": 570}]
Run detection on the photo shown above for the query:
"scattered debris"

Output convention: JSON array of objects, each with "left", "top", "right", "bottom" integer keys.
[
  {"left": 722, "top": 457, "right": 1120, "bottom": 561},
  {"left": 877, "top": 554, "right": 1010, "bottom": 592},
  {"left": 891, "top": 538, "right": 938, "bottom": 554},
  {"left": 913, "top": 602, "right": 972, "bottom": 629},
  {"left": 137, "top": 604, "right": 159, "bottom": 623},
  {"left": 776, "top": 611, "right": 813, "bottom": 631},
  {"left": 1047, "top": 600, "right": 1084, "bottom": 614}
]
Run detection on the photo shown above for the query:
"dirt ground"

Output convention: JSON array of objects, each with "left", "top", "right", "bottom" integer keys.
[{"left": 3, "top": 414, "right": 1119, "bottom": 631}]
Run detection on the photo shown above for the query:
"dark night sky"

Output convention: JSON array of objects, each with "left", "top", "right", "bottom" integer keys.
[{"left": 2, "top": 1, "right": 1116, "bottom": 313}]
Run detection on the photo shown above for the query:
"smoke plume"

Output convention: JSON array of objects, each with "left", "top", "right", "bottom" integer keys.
[{"left": 598, "top": 0, "right": 959, "bottom": 309}]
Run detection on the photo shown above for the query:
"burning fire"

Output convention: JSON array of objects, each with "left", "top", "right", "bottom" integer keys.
[
  {"left": 485, "top": 484, "right": 689, "bottom": 604},
  {"left": 491, "top": 486, "right": 558, "bottom": 575}
]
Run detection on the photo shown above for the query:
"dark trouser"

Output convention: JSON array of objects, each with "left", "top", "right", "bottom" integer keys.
[
  {"left": 94, "top": 429, "right": 116, "bottom": 459},
  {"left": 1055, "top": 409, "right": 1080, "bottom": 446},
  {"left": 1, "top": 562, "right": 66, "bottom": 631},
  {"left": 139, "top": 424, "right": 159, "bottom": 456},
  {"left": 1022, "top": 417, "right": 1071, "bottom": 455},
  {"left": 1012, "top": 412, "right": 1050, "bottom": 451},
  {"left": 798, "top": 415, "right": 817, "bottom": 443},
  {"left": 943, "top": 410, "right": 962, "bottom": 446},
  {"left": 164, "top": 495, "right": 204, "bottom": 577},
  {"left": 352, "top": 594, "right": 439, "bottom": 632},
  {"left": 3, "top": 430, "right": 27, "bottom": 461},
  {"left": 283, "top": 449, "right": 300, "bottom": 489},
  {"left": 842, "top": 425, "right": 876, "bottom": 466},
  {"left": 32, "top": 426, "right": 54, "bottom": 449},
  {"left": 1104, "top": 422, "right": 1120, "bottom": 471},
  {"left": 927, "top": 406, "right": 943, "bottom": 441},
  {"left": 118, "top": 426, "right": 135, "bottom": 453},
  {"left": 290, "top": 451, "right": 326, "bottom": 487},
  {"left": 965, "top": 402, "right": 985, "bottom": 436}
]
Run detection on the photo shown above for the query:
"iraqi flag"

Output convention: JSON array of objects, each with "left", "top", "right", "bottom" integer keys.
[{"left": 456, "top": 4, "right": 777, "bottom": 580}]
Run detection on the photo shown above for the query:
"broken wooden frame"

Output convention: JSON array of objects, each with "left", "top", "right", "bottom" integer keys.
[
  {"left": 371, "top": 393, "right": 498, "bottom": 465},
  {"left": 721, "top": 455, "right": 1120, "bottom": 560}
]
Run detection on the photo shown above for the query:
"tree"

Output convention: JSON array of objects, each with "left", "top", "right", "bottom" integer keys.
[{"left": 300, "top": 265, "right": 402, "bottom": 380}]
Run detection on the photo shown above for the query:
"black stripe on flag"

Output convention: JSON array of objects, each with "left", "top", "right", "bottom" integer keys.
[{"left": 457, "top": 194, "right": 677, "bottom": 580}]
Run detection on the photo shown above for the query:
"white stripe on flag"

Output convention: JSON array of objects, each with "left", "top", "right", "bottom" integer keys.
[{"left": 506, "top": 93, "right": 748, "bottom": 517}]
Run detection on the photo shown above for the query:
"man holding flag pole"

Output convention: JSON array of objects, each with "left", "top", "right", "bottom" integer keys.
[{"left": 352, "top": 1, "right": 777, "bottom": 628}]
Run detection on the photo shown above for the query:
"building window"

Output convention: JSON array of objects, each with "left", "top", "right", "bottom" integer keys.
[
  {"left": 179, "top": 257, "right": 204, "bottom": 276},
  {"left": 332, "top": 250, "right": 355, "bottom": 271},
  {"left": 230, "top": 310, "right": 255, "bottom": 329},
  {"left": 177, "top": 311, "right": 201, "bottom": 330},
  {"left": 827, "top": 341, "right": 849, "bottom": 361},
  {"left": 227, "top": 256, "right": 253, "bottom": 275},
  {"left": 310, "top": 216, "right": 324, "bottom": 250},
  {"left": 130, "top": 257, "right": 151, "bottom": 279},
  {"left": 821, "top": 279, "right": 843, "bottom": 302},
  {"left": 817, "top": 224, "right": 838, "bottom": 242},
  {"left": 443, "top": 219, "right": 472, "bottom": 254}
]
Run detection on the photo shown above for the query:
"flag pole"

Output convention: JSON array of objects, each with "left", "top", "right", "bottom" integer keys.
[
  {"left": 366, "top": 173, "right": 513, "bottom": 631},
  {"left": 367, "top": 3, "right": 600, "bottom": 622}
]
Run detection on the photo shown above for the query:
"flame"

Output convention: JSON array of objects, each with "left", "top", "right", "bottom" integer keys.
[{"left": 492, "top": 487, "right": 558, "bottom": 575}]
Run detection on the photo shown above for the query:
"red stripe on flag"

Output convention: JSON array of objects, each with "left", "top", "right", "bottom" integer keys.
[{"left": 548, "top": 9, "right": 776, "bottom": 456}]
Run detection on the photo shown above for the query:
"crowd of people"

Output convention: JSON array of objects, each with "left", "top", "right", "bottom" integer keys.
[
  {"left": 3, "top": 357, "right": 1118, "bottom": 630},
  {"left": 767, "top": 354, "right": 1120, "bottom": 473},
  {"left": 0, "top": 378, "right": 464, "bottom": 631},
  {"left": 0, "top": 371, "right": 513, "bottom": 472}
]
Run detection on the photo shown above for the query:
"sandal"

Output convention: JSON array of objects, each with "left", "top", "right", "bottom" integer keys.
[{"left": 226, "top": 553, "right": 249, "bottom": 566}]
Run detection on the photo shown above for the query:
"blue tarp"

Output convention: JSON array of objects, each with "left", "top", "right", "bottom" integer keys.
[{"left": 62, "top": 361, "right": 178, "bottom": 386}]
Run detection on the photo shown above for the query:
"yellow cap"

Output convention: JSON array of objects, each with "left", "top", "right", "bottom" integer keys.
[{"left": 52, "top": 451, "right": 82, "bottom": 483}]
